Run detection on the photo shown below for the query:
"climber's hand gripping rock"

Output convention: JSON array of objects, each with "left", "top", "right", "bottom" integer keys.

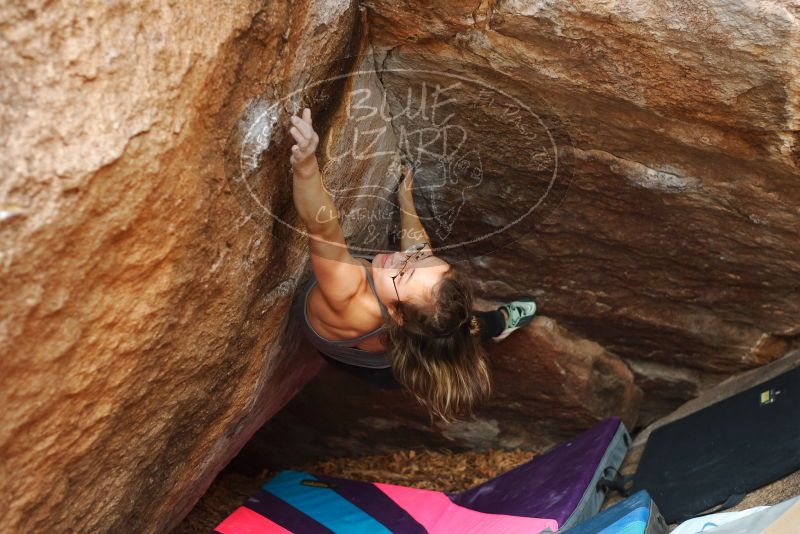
[{"left": 289, "top": 107, "right": 319, "bottom": 180}]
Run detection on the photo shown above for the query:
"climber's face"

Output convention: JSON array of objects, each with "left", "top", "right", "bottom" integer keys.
[{"left": 372, "top": 245, "right": 451, "bottom": 312}]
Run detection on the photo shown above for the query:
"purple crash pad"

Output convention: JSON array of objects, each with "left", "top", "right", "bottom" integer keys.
[{"left": 451, "top": 416, "right": 630, "bottom": 529}]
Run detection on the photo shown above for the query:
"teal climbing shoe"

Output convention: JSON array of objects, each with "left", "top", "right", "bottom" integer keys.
[{"left": 492, "top": 298, "right": 537, "bottom": 342}]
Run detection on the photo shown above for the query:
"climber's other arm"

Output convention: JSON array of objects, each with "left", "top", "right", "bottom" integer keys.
[
  {"left": 289, "top": 107, "right": 364, "bottom": 309},
  {"left": 397, "top": 164, "right": 431, "bottom": 250}
]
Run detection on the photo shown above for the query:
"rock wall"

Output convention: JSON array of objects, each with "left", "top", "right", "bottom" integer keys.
[
  {"left": 3, "top": 1, "right": 800, "bottom": 532},
  {"left": 236, "top": 0, "right": 800, "bottom": 485},
  {"left": 362, "top": 0, "right": 800, "bottom": 421},
  {"left": 0, "top": 2, "right": 380, "bottom": 532}
]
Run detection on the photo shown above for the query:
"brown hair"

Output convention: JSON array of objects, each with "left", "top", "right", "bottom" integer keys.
[{"left": 383, "top": 268, "right": 491, "bottom": 422}]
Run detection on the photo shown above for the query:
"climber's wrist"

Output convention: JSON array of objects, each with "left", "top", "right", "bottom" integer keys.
[{"left": 292, "top": 156, "right": 320, "bottom": 181}]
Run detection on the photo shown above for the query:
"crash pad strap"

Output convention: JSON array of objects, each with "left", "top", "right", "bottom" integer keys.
[{"left": 263, "top": 471, "right": 393, "bottom": 533}]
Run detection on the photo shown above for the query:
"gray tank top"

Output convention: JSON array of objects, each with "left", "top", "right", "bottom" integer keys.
[{"left": 301, "top": 254, "right": 392, "bottom": 369}]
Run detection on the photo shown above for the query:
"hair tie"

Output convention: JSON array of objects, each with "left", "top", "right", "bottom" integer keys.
[{"left": 469, "top": 315, "right": 481, "bottom": 337}]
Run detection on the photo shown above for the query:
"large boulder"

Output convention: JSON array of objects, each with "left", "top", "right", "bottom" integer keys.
[
  {"left": 3, "top": 1, "right": 799, "bottom": 531},
  {"left": 361, "top": 0, "right": 800, "bottom": 422},
  {"left": 0, "top": 2, "right": 384, "bottom": 532}
]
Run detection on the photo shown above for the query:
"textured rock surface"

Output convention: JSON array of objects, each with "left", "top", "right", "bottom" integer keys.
[
  {"left": 0, "top": 2, "right": 379, "bottom": 532},
  {"left": 362, "top": 0, "right": 800, "bottom": 422},
  {"left": 238, "top": 314, "right": 641, "bottom": 467},
  {"left": 4, "top": 1, "right": 800, "bottom": 532}
]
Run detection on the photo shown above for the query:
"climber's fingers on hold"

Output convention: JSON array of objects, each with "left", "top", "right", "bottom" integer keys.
[
  {"left": 289, "top": 126, "right": 307, "bottom": 146},
  {"left": 291, "top": 113, "right": 313, "bottom": 139}
]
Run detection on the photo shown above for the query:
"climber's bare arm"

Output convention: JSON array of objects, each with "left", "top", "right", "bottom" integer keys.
[
  {"left": 289, "top": 108, "right": 365, "bottom": 309},
  {"left": 397, "top": 165, "right": 431, "bottom": 250}
]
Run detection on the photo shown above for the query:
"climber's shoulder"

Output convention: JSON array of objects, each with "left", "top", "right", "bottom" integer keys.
[{"left": 309, "top": 248, "right": 368, "bottom": 313}]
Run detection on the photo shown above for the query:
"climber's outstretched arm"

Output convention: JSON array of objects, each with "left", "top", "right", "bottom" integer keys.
[
  {"left": 397, "top": 165, "right": 431, "bottom": 250},
  {"left": 289, "top": 108, "right": 365, "bottom": 309}
]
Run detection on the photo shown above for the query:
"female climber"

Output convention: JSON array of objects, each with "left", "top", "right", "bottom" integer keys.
[{"left": 288, "top": 107, "right": 537, "bottom": 422}]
